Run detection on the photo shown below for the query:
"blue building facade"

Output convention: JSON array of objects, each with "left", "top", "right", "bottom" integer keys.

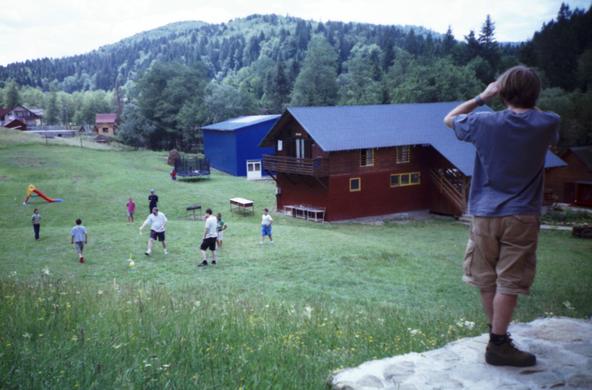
[{"left": 202, "top": 115, "right": 280, "bottom": 177}]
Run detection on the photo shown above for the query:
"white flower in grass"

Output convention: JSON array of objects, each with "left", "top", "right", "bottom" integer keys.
[
  {"left": 9, "top": 271, "right": 17, "bottom": 278},
  {"left": 463, "top": 321, "right": 475, "bottom": 330},
  {"left": 41, "top": 267, "right": 50, "bottom": 276},
  {"left": 23, "top": 332, "right": 31, "bottom": 339},
  {"left": 303, "top": 305, "right": 313, "bottom": 319},
  {"left": 193, "top": 301, "right": 201, "bottom": 308},
  {"left": 97, "top": 290, "right": 103, "bottom": 295},
  {"left": 407, "top": 328, "right": 420, "bottom": 336},
  {"left": 563, "top": 301, "right": 575, "bottom": 310}
]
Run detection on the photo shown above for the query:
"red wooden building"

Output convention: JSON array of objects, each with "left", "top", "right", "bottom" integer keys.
[
  {"left": 260, "top": 103, "right": 566, "bottom": 221},
  {"left": 95, "top": 113, "right": 118, "bottom": 136},
  {"left": 545, "top": 146, "right": 592, "bottom": 207}
]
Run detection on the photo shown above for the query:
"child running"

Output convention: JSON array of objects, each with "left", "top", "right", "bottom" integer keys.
[
  {"left": 70, "top": 218, "right": 88, "bottom": 263},
  {"left": 260, "top": 208, "right": 273, "bottom": 244}
]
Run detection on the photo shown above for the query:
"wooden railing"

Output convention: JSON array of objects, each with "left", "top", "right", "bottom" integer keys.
[
  {"left": 430, "top": 169, "right": 467, "bottom": 213},
  {"left": 262, "top": 155, "right": 330, "bottom": 177}
]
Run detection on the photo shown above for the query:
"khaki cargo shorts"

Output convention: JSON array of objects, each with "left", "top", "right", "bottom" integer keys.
[{"left": 463, "top": 215, "right": 540, "bottom": 295}]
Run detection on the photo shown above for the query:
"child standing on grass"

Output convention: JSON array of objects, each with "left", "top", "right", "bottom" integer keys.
[
  {"left": 126, "top": 197, "right": 136, "bottom": 223},
  {"left": 444, "top": 65, "right": 560, "bottom": 367},
  {"left": 70, "top": 218, "right": 88, "bottom": 263},
  {"left": 32, "top": 208, "right": 41, "bottom": 240},
  {"left": 216, "top": 212, "right": 227, "bottom": 248},
  {"left": 260, "top": 208, "right": 273, "bottom": 244}
]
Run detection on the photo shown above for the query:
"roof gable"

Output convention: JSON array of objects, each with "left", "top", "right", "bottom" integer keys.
[
  {"left": 261, "top": 102, "right": 565, "bottom": 176},
  {"left": 95, "top": 113, "right": 117, "bottom": 123},
  {"left": 202, "top": 114, "right": 280, "bottom": 132},
  {"left": 569, "top": 146, "right": 592, "bottom": 171}
]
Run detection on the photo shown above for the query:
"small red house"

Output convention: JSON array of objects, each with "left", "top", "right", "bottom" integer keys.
[
  {"left": 260, "top": 103, "right": 566, "bottom": 221},
  {"left": 95, "top": 113, "right": 118, "bottom": 136},
  {"left": 545, "top": 146, "right": 592, "bottom": 207}
]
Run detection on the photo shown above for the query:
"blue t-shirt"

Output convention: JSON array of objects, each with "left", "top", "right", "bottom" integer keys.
[
  {"left": 71, "top": 225, "right": 87, "bottom": 242},
  {"left": 453, "top": 109, "right": 560, "bottom": 216}
]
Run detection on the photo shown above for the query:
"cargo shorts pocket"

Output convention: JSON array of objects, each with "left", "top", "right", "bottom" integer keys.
[{"left": 463, "top": 238, "right": 475, "bottom": 277}]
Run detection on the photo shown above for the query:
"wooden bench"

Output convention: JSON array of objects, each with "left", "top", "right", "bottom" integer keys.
[
  {"left": 284, "top": 204, "right": 325, "bottom": 222},
  {"left": 230, "top": 197, "right": 254, "bottom": 215},
  {"left": 186, "top": 204, "right": 202, "bottom": 220}
]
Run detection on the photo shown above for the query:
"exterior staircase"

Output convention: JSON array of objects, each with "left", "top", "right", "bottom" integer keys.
[{"left": 430, "top": 168, "right": 468, "bottom": 216}]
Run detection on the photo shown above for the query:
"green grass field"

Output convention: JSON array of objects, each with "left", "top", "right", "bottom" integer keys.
[{"left": 1, "top": 129, "right": 591, "bottom": 389}]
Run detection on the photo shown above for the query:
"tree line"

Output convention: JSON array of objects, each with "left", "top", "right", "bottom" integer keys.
[{"left": 1, "top": 4, "right": 590, "bottom": 150}]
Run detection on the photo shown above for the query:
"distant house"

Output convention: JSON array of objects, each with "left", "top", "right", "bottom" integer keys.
[
  {"left": 260, "top": 103, "right": 566, "bottom": 221},
  {"left": 95, "top": 113, "right": 118, "bottom": 136},
  {"left": 0, "top": 105, "right": 43, "bottom": 129},
  {"left": 545, "top": 146, "right": 592, "bottom": 207},
  {"left": 202, "top": 115, "right": 280, "bottom": 179}
]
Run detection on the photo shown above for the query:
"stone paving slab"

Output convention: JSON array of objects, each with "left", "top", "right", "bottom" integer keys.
[{"left": 329, "top": 317, "right": 592, "bottom": 390}]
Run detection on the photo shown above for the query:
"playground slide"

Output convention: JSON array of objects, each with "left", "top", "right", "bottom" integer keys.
[{"left": 33, "top": 189, "right": 63, "bottom": 203}]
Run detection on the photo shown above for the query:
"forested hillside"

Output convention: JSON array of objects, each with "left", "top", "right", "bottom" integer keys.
[{"left": 1, "top": 4, "right": 590, "bottom": 150}]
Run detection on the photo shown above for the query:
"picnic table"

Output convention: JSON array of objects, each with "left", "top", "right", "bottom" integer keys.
[
  {"left": 229, "top": 197, "right": 254, "bottom": 215},
  {"left": 186, "top": 204, "right": 202, "bottom": 220}
]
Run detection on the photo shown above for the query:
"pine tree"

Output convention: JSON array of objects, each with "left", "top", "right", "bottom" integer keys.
[
  {"left": 478, "top": 15, "right": 500, "bottom": 73},
  {"left": 45, "top": 91, "right": 59, "bottom": 124},
  {"left": 290, "top": 36, "right": 338, "bottom": 106},
  {"left": 442, "top": 26, "right": 456, "bottom": 56},
  {"left": 5, "top": 80, "right": 21, "bottom": 109}
]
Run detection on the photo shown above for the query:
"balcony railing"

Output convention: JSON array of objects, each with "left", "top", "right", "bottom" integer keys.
[{"left": 262, "top": 155, "right": 329, "bottom": 177}]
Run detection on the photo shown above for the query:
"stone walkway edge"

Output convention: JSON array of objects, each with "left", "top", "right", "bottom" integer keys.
[{"left": 329, "top": 317, "right": 592, "bottom": 390}]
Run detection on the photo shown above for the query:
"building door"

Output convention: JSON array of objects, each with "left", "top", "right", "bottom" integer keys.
[{"left": 246, "top": 159, "right": 262, "bottom": 180}]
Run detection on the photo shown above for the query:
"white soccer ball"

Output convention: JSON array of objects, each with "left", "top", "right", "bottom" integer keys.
[{"left": 128, "top": 259, "right": 135, "bottom": 268}]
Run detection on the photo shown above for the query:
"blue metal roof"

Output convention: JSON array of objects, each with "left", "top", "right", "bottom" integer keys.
[
  {"left": 285, "top": 103, "right": 565, "bottom": 176},
  {"left": 202, "top": 114, "right": 280, "bottom": 131}
]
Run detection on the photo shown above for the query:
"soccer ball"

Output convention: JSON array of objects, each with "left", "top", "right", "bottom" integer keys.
[{"left": 128, "top": 259, "right": 135, "bottom": 268}]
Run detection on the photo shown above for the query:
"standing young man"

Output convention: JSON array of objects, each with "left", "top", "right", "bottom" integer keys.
[
  {"left": 139, "top": 207, "right": 168, "bottom": 256},
  {"left": 198, "top": 208, "right": 218, "bottom": 267},
  {"left": 148, "top": 189, "right": 159, "bottom": 214},
  {"left": 444, "top": 65, "right": 560, "bottom": 367},
  {"left": 71, "top": 218, "right": 88, "bottom": 263}
]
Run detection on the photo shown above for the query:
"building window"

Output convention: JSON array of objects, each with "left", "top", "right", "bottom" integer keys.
[
  {"left": 396, "top": 146, "right": 410, "bottom": 164},
  {"left": 360, "top": 149, "right": 374, "bottom": 166},
  {"left": 277, "top": 140, "right": 283, "bottom": 152},
  {"left": 349, "top": 177, "right": 361, "bottom": 192},
  {"left": 102, "top": 128, "right": 109, "bottom": 133},
  {"left": 390, "top": 172, "right": 421, "bottom": 187}
]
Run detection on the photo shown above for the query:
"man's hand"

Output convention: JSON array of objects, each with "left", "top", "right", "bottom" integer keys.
[{"left": 480, "top": 81, "right": 499, "bottom": 101}]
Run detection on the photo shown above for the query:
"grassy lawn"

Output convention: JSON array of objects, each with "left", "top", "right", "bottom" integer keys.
[{"left": 1, "top": 129, "right": 591, "bottom": 389}]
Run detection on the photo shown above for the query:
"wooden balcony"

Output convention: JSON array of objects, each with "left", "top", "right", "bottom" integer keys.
[{"left": 262, "top": 155, "right": 330, "bottom": 177}]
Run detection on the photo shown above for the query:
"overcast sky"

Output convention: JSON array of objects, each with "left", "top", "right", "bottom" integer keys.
[{"left": 0, "top": 0, "right": 589, "bottom": 66}]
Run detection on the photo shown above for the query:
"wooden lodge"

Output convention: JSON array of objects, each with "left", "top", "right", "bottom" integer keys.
[
  {"left": 0, "top": 105, "right": 43, "bottom": 129},
  {"left": 545, "top": 146, "right": 592, "bottom": 207},
  {"left": 260, "top": 103, "right": 566, "bottom": 221},
  {"left": 95, "top": 113, "right": 118, "bottom": 136}
]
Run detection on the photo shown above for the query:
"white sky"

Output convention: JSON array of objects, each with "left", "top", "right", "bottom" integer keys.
[{"left": 0, "top": 0, "right": 589, "bottom": 66}]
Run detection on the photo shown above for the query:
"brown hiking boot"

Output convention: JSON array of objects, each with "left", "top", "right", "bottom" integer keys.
[{"left": 485, "top": 334, "right": 536, "bottom": 367}]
